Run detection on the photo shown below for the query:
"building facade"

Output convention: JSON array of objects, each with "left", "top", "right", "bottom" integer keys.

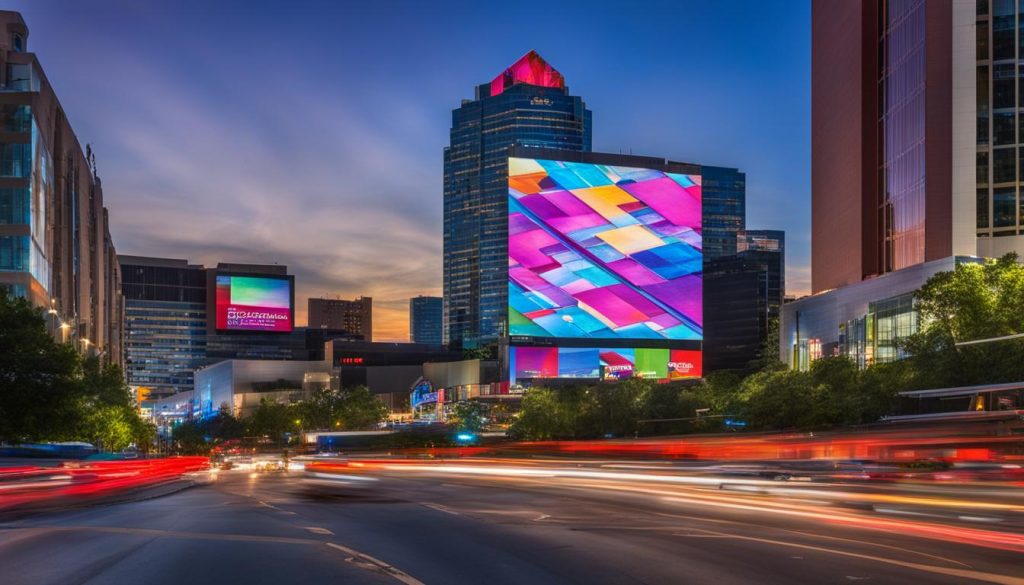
[
  {"left": 119, "top": 256, "right": 208, "bottom": 400},
  {"left": 409, "top": 295, "right": 442, "bottom": 344},
  {"left": 737, "top": 229, "right": 786, "bottom": 320},
  {"left": 701, "top": 166, "right": 747, "bottom": 261},
  {"left": 781, "top": 256, "right": 981, "bottom": 369},
  {"left": 811, "top": 0, "right": 976, "bottom": 293},
  {"left": 0, "top": 11, "right": 122, "bottom": 363},
  {"left": 443, "top": 50, "right": 592, "bottom": 349},
  {"left": 307, "top": 296, "right": 372, "bottom": 340}
]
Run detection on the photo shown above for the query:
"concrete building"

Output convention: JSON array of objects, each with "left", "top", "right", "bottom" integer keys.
[
  {"left": 192, "top": 358, "right": 333, "bottom": 420},
  {"left": 781, "top": 256, "right": 981, "bottom": 369},
  {"left": 307, "top": 296, "right": 372, "bottom": 341},
  {"left": 0, "top": 11, "right": 122, "bottom": 363}
]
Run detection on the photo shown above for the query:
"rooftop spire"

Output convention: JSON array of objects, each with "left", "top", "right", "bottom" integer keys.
[{"left": 489, "top": 50, "right": 565, "bottom": 97}]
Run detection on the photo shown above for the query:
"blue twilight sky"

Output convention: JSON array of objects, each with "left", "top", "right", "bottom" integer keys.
[{"left": 9, "top": 0, "right": 810, "bottom": 341}]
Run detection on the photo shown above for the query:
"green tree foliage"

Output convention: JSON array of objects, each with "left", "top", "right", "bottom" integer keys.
[
  {"left": 0, "top": 294, "right": 83, "bottom": 443},
  {"left": 901, "top": 253, "right": 1024, "bottom": 387},
  {"left": 246, "top": 398, "right": 298, "bottom": 444},
  {"left": 0, "top": 293, "right": 154, "bottom": 450},
  {"left": 298, "top": 386, "right": 388, "bottom": 431},
  {"left": 449, "top": 401, "right": 487, "bottom": 433}
]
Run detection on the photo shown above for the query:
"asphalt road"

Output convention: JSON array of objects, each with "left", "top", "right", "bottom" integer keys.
[{"left": 1, "top": 466, "right": 1021, "bottom": 585}]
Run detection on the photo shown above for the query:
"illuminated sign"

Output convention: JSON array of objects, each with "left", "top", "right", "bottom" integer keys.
[
  {"left": 511, "top": 346, "right": 702, "bottom": 384},
  {"left": 508, "top": 157, "right": 702, "bottom": 341},
  {"left": 215, "top": 275, "right": 293, "bottom": 333},
  {"left": 339, "top": 357, "right": 365, "bottom": 365}
]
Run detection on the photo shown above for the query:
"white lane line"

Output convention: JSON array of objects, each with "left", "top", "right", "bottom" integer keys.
[
  {"left": 326, "top": 542, "right": 425, "bottom": 585},
  {"left": 304, "top": 526, "right": 334, "bottom": 535},
  {"left": 421, "top": 502, "right": 460, "bottom": 516}
]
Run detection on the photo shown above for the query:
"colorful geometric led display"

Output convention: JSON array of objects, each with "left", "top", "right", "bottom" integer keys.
[
  {"left": 215, "top": 275, "right": 293, "bottom": 332},
  {"left": 508, "top": 157, "right": 702, "bottom": 341},
  {"left": 510, "top": 346, "right": 702, "bottom": 384}
]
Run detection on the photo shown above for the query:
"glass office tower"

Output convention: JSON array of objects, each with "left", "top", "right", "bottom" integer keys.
[
  {"left": 700, "top": 166, "right": 747, "bottom": 261},
  {"left": 410, "top": 295, "right": 442, "bottom": 344},
  {"left": 443, "top": 51, "right": 591, "bottom": 349},
  {"left": 119, "top": 256, "right": 209, "bottom": 399}
]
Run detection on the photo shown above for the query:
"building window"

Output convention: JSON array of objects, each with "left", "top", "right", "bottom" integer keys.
[
  {"left": 993, "top": 186, "right": 1017, "bottom": 227},
  {"left": 0, "top": 187, "right": 29, "bottom": 224},
  {"left": 978, "top": 0, "right": 989, "bottom": 16},
  {"left": 0, "top": 104, "right": 29, "bottom": 133},
  {"left": 0, "top": 235, "right": 27, "bottom": 271},
  {"left": 978, "top": 151, "right": 990, "bottom": 185},
  {"left": 994, "top": 111, "right": 1016, "bottom": 144},
  {"left": 993, "top": 147, "right": 1016, "bottom": 183},
  {"left": 994, "top": 64, "right": 1014, "bottom": 108},
  {"left": 11, "top": 34, "right": 22, "bottom": 53},
  {"left": 0, "top": 142, "right": 30, "bottom": 177},
  {"left": 979, "top": 20, "right": 989, "bottom": 60},
  {"left": 993, "top": 0, "right": 1016, "bottom": 60},
  {"left": 978, "top": 188, "right": 990, "bottom": 228}
]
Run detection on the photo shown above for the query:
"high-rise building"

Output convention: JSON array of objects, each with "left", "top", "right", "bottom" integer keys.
[
  {"left": 811, "top": 0, "right": 977, "bottom": 294},
  {"left": 0, "top": 11, "right": 122, "bottom": 363},
  {"left": 975, "top": 0, "right": 1024, "bottom": 254},
  {"left": 307, "top": 296, "right": 372, "bottom": 340},
  {"left": 703, "top": 255, "right": 772, "bottom": 372},
  {"left": 738, "top": 229, "right": 785, "bottom": 319},
  {"left": 701, "top": 166, "right": 747, "bottom": 261},
  {"left": 409, "top": 295, "right": 442, "bottom": 344},
  {"left": 443, "top": 51, "right": 592, "bottom": 349},
  {"left": 119, "top": 256, "right": 208, "bottom": 399}
]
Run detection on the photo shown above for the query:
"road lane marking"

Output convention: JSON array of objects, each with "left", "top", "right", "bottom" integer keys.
[
  {"left": 421, "top": 502, "right": 460, "bottom": 515},
  {"left": 675, "top": 528, "right": 1024, "bottom": 585},
  {"left": 305, "top": 526, "right": 334, "bottom": 535},
  {"left": 326, "top": 542, "right": 425, "bottom": 585}
]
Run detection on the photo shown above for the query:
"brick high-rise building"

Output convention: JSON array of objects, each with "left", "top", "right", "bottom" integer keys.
[
  {"left": 307, "top": 296, "right": 372, "bottom": 341},
  {"left": 0, "top": 11, "right": 122, "bottom": 364}
]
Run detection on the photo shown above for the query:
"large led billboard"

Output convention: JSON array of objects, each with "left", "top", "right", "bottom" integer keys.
[
  {"left": 215, "top": 275, "right": 293, "bottom": 333},
  {"left": 508, "top": 157, "right": 702, "bottom": 341},
  {"left": 510, "top": 346, "right": 702, "bottom": 384}
]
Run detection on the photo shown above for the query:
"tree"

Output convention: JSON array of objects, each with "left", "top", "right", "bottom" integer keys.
[
  {"left": 0, "top": 293, "right": 83, "bottom": 443},
  {"left": 902, "top": 254, "right": 1024, "bottom": 387},
  {"left": 246, "top": 398, "right": 297, "bottom": 444},
  {"left": 449, "top": 401, "right": 486, "bottom": 433},
  {"left": 335, "top": 386, "right": 388, "bottom": 430}
]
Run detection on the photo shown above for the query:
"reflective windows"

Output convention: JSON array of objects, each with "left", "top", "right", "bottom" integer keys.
[{"left": 993, "top": 186, "right": 1017, "bottom": 226}]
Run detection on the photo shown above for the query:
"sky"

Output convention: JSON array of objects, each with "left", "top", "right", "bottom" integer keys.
[{"left": 9, "top": 0, "right": 811, "bottom": 341}]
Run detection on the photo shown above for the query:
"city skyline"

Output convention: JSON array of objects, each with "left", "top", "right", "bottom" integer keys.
[{"left": 7, "top": 0, "right": 811, "bottom": 341}]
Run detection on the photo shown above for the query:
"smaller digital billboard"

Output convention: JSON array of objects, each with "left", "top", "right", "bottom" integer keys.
[
  {"left": 215, "top": 275, "right": 293, "bottom": 333},
  {"left": 510, "top": 346, "right": 701, "bottom": 384}
]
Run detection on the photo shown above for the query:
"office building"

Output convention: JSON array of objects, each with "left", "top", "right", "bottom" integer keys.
[
  {"left": 307, "top": 296, "right": 372, "bottom": 340},
  {"left": 781, "top": 256, "right": 981, "bottom": 369},
  {"left": 119, "top": 256, "right": 208, "bottom": 400},
  {"left": 443, "top": 50, "right": 592, "bottom": 349},
  {"left": 409, "top": 295, "right": 442, "bottom": 344},
  {"left": 811, "top": 0, "right": 979, "bottom": 293},
  {"left": 701, "top": 166, "right": 747, "bottom": 261},
  {"left": 0, "top": 11, "right": 122, "bottom": 363},
  {"left": 738, "top": 229, "right": 785, "bottom": 319}
]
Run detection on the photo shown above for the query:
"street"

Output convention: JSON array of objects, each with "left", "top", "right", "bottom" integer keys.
[{"left": 1, "top": 462, "right": 1021, "bottom": 585}]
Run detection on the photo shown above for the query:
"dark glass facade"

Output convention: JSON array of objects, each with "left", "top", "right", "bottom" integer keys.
[
  {"left": 737, "top": 229, "right": 785, "bottom": 321},
  {"left": 443, "top": 52, "right": 591, "bottom": 349},
  {"left": 700, "top": 166, "right": 747, "bottom": 261},
  {"left": 702, "top": 255, "right": 771, "bottom": 372},
  {"left": 977, "top": 0, "right": 1024, "bottom": 236},
  {"left": 880, "top": 0, "right": 928, "bottom": 271},
  {"left": 120, "top": 257, "right": 209, "bottom": 399},
  {"left": 410, "top": 295, "right": 442, "bottom": 344}
]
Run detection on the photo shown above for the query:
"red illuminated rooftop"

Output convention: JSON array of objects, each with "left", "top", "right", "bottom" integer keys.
[{"left": 490, "top": 50, "right": 566, "bottom": 97}]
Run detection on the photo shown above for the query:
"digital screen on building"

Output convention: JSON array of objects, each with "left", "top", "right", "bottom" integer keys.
[
  {"left": 215, "top": 275, "right": 293, "bottom": 333},
  {"left": 510, "top": 346, "right": 702, "bottom": 384},
  {"left": 508, "top": 157, "right": 702, "bottom": 341}
]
